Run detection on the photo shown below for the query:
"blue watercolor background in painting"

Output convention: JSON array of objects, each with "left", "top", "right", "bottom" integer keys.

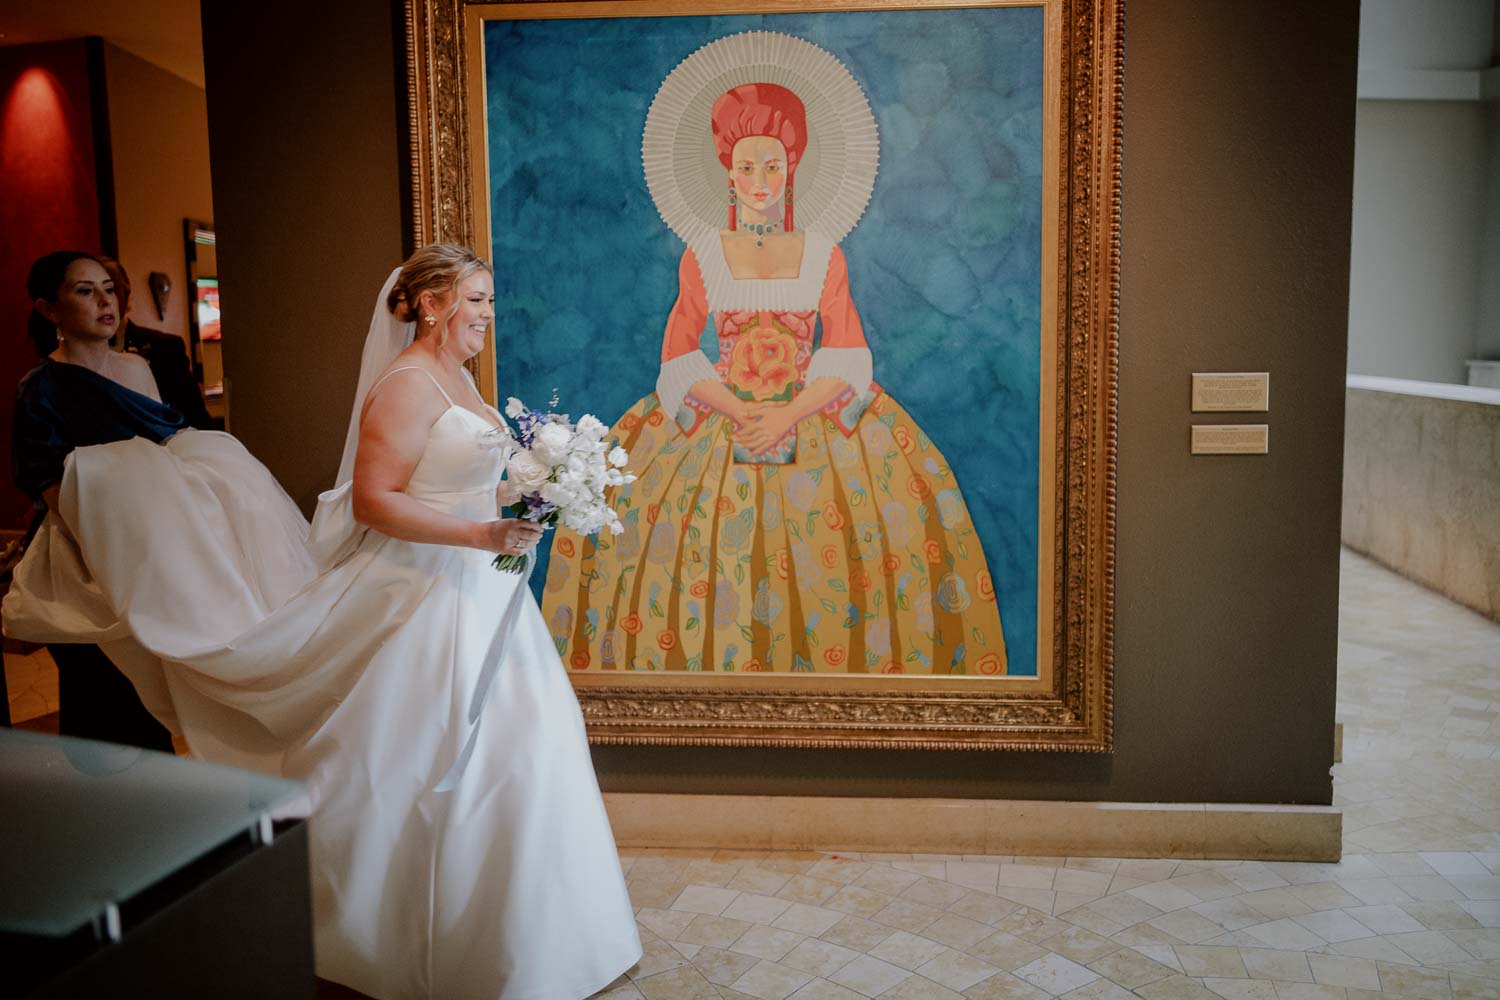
[{"left": 484, "top": 7, "right": 1044, "bottom": 674}]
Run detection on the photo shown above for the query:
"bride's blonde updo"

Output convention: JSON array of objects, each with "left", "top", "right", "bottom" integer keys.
[{"left": 386, "top": 243, "right": 491, "bottom": 328}]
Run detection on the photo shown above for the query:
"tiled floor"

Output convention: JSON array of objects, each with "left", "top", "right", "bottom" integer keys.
[
  {"left": 4, "top": 645, "right": 59, "bottom": 724},
  {"left": 594, "top": 550, "right": 1500, "bottom": 1000}
]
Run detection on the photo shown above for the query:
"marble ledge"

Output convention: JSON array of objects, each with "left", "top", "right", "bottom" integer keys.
[{"left": 602, "top": 794, "right": 1342, "bottom": 863}]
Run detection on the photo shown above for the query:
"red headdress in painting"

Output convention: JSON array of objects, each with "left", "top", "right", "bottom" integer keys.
[{"left": 710, "top": 83, "right": 808, "bottom": 232}]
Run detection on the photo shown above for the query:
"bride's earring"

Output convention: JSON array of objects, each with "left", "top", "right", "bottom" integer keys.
[{"left": 424, "top": 315, "right": 437, "bottom": 326}]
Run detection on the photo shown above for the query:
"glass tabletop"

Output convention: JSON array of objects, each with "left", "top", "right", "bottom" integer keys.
[{"left": 0, "top": 728, "right": 303, "bottom": 937}]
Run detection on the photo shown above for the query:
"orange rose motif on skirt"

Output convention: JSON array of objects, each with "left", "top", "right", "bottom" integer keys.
[
  {"left": 620, "top": 612, "right": 643, "bottom": 636},
  {"left": 978, "top": 571, "right": 995, "bottom": 602},
  {"left": 570, "top": 650, "right": 591, "bottom": 669},
  {"left": 729, "top": 324, "right": 799, "bottom": 400}
]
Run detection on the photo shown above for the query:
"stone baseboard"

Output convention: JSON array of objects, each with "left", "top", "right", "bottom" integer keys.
[{"left": 604, "top": 794, "right": 1341, "bottom": 862}]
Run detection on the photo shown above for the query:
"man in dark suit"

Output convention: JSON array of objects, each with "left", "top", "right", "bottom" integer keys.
[{"left": 99, "top": 257, "right": 215, "bottom": 430}]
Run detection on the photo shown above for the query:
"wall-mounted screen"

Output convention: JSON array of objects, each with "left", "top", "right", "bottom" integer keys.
[{"left": 195, "top": 278, "right": 221, "bottom": 341}]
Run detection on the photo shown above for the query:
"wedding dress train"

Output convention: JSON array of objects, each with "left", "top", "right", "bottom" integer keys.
[{"left": 3, "top": 369, "right": 641, "bottom": 999}]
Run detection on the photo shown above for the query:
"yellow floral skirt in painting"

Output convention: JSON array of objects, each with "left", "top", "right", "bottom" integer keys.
[{"left": 540, "top": 392, "right": 1007, "bottom": 675}]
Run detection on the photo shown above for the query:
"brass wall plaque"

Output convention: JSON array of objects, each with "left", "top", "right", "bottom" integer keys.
[
  {"left": 1191, "top": 424, "right": 1269, "bottom": 455},
  {"left": 1192, "top": 372, "right": 1269, "bottom": 412}
]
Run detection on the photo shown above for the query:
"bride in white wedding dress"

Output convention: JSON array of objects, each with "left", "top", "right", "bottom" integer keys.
[{"left": 3, "top": 245, "right": 641, "bottom": 999}]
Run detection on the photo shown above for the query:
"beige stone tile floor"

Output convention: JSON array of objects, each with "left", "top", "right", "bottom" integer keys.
[
  {"left": 593, "top": 551, "right": 1500, "bottom": 1000},
  {"left": 4, "top": 646, "right": 59, "bottom": 724}
]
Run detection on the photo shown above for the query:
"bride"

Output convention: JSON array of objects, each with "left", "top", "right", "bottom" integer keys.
[{"left": 4, "top": 244, "right": 641, "bottom": 999}]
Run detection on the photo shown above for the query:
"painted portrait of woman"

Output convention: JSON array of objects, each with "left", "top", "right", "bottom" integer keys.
[{"left": 541, "top": 32, "right": 1009, "bottom": 676}]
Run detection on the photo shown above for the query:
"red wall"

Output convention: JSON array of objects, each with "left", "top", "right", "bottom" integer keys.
[{"left": 0, "top": 40, "right": 106, "bottom": 530}]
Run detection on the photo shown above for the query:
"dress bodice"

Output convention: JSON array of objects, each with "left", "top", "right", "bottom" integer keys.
[
  {"left": 405, "top": 405, "right": 509, "bottom": 519},
  {"left": 713, "top": 310, "right": 817, "bottom": 402},
  {"left": 670, "top": 251, "right": 879, "bottom": 463},
  {"left": 307, "top": 373, "right": 511, "bottom": 570}
]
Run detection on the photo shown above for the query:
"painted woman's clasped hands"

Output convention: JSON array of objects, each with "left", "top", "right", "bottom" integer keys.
[{"left": 733, "top": 399, "right": 800, "bottom": 455}]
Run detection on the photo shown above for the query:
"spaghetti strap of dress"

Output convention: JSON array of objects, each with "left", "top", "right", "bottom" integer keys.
[{"left": 368, "top": 365, "right": 454, "bottom": 407}]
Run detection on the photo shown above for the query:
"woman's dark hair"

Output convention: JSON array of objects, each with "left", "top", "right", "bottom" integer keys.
[
  {"left": 26, "top": 310, "right": 58, "bottom": 359},
  {"left": 26, "top": 250, "right": 102, "bottom": 358}
]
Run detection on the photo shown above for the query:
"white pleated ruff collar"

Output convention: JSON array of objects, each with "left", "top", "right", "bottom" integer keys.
[{"left": 642, "top": 31, "right": 879, "bottom": 313}]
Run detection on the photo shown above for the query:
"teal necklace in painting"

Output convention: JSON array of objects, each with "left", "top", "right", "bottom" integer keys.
[{"left": 736, "top": 215, "right": 783, "bottom": 248}]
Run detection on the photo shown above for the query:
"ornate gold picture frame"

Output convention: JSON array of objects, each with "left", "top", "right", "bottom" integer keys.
[{"left": 405, "top": 0, "right": 1120, "bottom": 751}]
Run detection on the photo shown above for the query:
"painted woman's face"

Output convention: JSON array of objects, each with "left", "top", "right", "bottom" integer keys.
[{"left": 729, "top": 136, "right": 789, "bottom": 215}]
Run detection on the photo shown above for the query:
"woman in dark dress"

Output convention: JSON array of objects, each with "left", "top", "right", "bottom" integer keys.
[{"left": 12, "top": 250, "right": 183, "bottom": 751}]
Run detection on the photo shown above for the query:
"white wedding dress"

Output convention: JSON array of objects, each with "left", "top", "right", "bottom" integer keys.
[{"left": 3, "top": 367, "right": 641, "bottom": 1000}]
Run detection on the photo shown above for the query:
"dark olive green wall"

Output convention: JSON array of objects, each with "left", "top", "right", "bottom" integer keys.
[
  {"left": 205, "top": 0, "right": 1357, "bottom": 804},
  {"left": 202, "top": 0, "right": 407, "bottom": 514}
]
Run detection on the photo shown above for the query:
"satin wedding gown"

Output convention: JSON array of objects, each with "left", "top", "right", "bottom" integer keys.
[{"left": 3, "top": 367, "right": 641, "bottom": 1000}]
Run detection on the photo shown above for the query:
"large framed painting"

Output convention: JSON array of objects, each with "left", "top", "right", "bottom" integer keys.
[{"left": 406, "top": 0, "right": 1120, "bottom": 750}]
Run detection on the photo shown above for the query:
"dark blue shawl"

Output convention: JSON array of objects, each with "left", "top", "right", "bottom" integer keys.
[{"left": 12, "top": 358, "right": 186, "bottom": 501}]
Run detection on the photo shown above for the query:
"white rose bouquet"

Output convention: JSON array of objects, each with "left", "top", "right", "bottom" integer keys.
[{"left": 492, "top": 397, "right": 635, "bottom": 573}]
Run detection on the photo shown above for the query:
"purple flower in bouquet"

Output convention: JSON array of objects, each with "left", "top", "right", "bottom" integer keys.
[{"left": 516, "top": 492, "right": 557, "bottom": 523}]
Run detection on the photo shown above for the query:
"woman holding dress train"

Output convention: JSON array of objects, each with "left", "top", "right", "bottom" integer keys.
[{"left": 11, "top": 250, "right": 177, "bottom": 752}]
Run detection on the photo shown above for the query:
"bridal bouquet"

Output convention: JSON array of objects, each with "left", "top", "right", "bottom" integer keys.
[{"left": 492, "top": 397, "right": 635, "bottom": 573}]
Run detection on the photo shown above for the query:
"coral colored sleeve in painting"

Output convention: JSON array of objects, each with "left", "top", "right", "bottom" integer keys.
[
  {"left": 660, "top": 248, "right": 711, "bottom": 362},
  {"left": 815, "top": 245, "right": 869, "bottom": 350}
]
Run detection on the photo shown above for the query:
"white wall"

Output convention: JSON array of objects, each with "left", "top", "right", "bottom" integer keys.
[
  {"left": 1347, "top": 101, "right": 1487, "bottom": 382},
  {"left": 1358, "top": 0, "right": 1494, "bottom": 69},
  {"left": 1347, "top": 0, "right": 1497, "bottom": 382},
  {"left": 1479, "top": 8, "right": 1500, "bottom": 357}
]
